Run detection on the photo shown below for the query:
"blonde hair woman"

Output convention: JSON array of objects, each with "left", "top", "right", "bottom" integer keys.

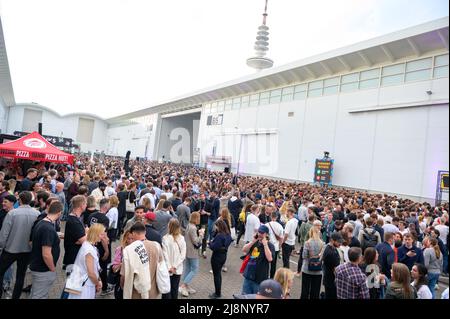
[
  {"left": 7, "top": 179, "right": 16, "bottom": 195},
  {"left": 274, "top": 268, "right": 295, "bottom": 299},
  {"left": 300, "top": 224, "right": 324, "bottom": 299},
  {"left": 162, "top": 219, "right": 186, "bottom": 299},
  {"left": 155, "top": 199, "right": 166, "bottom": 212},
  {"left": 68, "top": 223, "right": 106, "bottom": 299},
  {"left": 180, "top": 212, "right": 204, "bottom": 297}
]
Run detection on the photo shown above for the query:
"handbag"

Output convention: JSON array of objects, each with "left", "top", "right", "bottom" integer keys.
[
  {"left": 307, "top": 242, "right": 323, "bottom": 272},
  {"left": 156, "top": 245, "right": 171, "bottom": 294},
  {"left": 64, "top": 264, "right": 89, "bottom": 295},
  {"left": 126, "top": 191, "right": 135, "bottom": 212},
  {"left": 239, "top": 254, "right": 250, "bottom": 274}
]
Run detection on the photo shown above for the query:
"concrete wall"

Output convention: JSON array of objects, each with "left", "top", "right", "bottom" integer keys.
[
  {"left": 105, "top": 114, "right": 158, "bottom": 159},
  {"left": 0, "top": 96, "right": 8, "bottom": 133},
  {"left": 198, "top": 77, "right": 449, "bottom": 202},
  {"left": 6, "top": 104, "right": 108, "bottom": 153}
]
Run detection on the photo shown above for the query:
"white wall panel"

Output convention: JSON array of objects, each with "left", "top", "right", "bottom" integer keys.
[
  {"left": 370, "top": 107, "right": 428, "bottom": 196},
  {"left": 378, "top": 81, "right": 432, "bottom": 106}
]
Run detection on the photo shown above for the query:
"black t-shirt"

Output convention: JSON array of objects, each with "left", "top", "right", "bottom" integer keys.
[
  {"left": 82, "top": 208, "right": 98, "bottom": 227},
  {"left": 30, "top": 212, "right": 61, "bottom": 241},
  {"left": 145, "top": 224, "right": 162, "bottom": 246},
  {"left": 117, "top": 191, "right": 128, "bottom": 216},
  {"left": 30, "top": 220, "right": 60, "bottom": 272},
  {"left": 63, "top": 215, "right": 86, "bottom": 266},
  {"left": 87, "top": 212, "right": 110, "bottom": 230},
  {"left": 244, "top": 241, "right": 275, "bottom": 284}
]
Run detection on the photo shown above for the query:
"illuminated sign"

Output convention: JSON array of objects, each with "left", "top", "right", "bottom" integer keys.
[{"left": 314, "top": 159, "right": 334, "bottom": 185}]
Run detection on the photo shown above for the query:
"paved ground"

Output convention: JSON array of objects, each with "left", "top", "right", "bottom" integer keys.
[{"left": 3, "top": 235, "right": 448, "bottom": 299}]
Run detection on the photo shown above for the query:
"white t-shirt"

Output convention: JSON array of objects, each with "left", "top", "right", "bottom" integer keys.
[
  {"left": 442, "top": 288, "right": 449, "bottom": 299},
  {"left": 284, "top": 218, "right": 299, "bottom": 246},
  {"left": 106, "top": 207, "right": 118, "bottom": 229},
  {"left": 162, "top": 192, "right": 173, "bottom": 200},
  {"left": 266, "top": 221, "right": 284, "bottom": 252},
  {"left": 244, "top": 214, "right": 260, "bottom": 243},
  {"left": 139, "top": 193, "right": 156, "bottom": 209},
  {"left": 435, "top": 224, "right": 449, "bottom": 245},
  {"left": 339, "top": 246, "right": 350, "bottom": 263},
  {"left": 412, "top": 283, "right": 432, "bottom": 299}
]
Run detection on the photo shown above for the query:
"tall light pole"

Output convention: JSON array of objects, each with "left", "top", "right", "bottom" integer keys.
[{"left": 247, "top": 0, "right": 274, "bottom": 70}]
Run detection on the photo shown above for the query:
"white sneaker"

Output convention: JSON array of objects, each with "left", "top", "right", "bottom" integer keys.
[
  {"left": 187, "top": 287, "right": 197, "bottom": 294},
  {"left": 222, "top": 267, "right": 228, "bottom": 273},
  {"left": 209, "top": 270, "right": 213, "bottom": 274},
  {"left": 179, "top": 286, "right": 189, "bottom": 297}
]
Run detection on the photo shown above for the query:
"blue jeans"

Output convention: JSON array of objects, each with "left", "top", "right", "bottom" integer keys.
[
  {"left": 208, "top": 219, "right": 215, "bottom": 241},
  {"left": 427, "top": 273, "right": 439, "bottom": 299},
  {"left": 182, "top": 258, "right": 199, "bottom": 285},
  {"left": 3, "top": 265, "right": 13, "bottom": 287},
  {"left": 442, "top": 246, "right": 448, "bottom": 274},
  {"left": 242, "top": 278, "right": 260, "bottom": 295}
]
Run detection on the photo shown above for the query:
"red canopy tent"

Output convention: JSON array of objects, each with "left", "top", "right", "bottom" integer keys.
[{"left": 0, "top": 131, "right": 74, "bottom": 164}]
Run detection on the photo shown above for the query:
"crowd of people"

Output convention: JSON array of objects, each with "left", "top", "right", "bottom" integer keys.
[{"left": 0, "top": 155, "right": 448, "bottom": 300}]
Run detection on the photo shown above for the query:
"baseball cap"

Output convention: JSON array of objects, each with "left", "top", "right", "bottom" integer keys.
[
  {"left": 331, "top": 232, "right": 344, "bottom": 243},
  {"left": 257, "top": 279, "right": 283, "bottom": 299},
  {"left": 3, "top": 195, "right": 17, "bottom": 203},
  {"left": 258, "top": 225, "right": 269, "bottom": 234},
  {"left": 144, "top": 211, "right": 156, "bottom": 221}
]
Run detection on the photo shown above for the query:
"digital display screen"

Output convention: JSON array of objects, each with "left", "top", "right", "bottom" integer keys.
[{"left": 314, "top": 159, "right": 333, "bottom": 184}]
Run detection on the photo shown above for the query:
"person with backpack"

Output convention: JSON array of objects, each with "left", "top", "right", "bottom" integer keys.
[{"left": 358, "top": 218, "right": 381, "bottom": 253}]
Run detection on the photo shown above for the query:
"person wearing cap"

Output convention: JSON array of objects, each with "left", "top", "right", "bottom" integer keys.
[
  {"left": 233, "top": 279, "right": 283, "bottom": 300},
  {"left": 322, "top": 232, "right": 344, "bottom": 299},
  {"left": 91, "top": 181, "right": 109, "bottom": 210},
  {"left": 241, "top": 224, "right": 275, "bottom": 295},
  {"left": 144, "top": 211, "right": 162, "bottom": 245}
]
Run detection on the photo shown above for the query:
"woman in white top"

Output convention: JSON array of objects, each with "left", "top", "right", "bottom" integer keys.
[
  {"left": 411, "top": 263, "right": 432, "bottom": 299},
  {"left": 68, "top": 223, "right": 106, "bottom": 299},
  {"left": 106, "top": 195, "right": 119, "bottom": 241},
  {"left": 162, "top": 218, "right": 186, "bottom": 299}
]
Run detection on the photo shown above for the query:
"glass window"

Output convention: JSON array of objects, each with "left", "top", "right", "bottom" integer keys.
[
  {"left": 241, "top": 95, "right": 250, "bottom": 108},
  {"left": 381, "top": 74, "right": 404, "bottom": 86},
  {"left": 341, "top": 73, "right": 359, "bottom": 83},
  {"left": 309, "top": 80, "right": 323, "bottom": 90},
  {"left": 250, "top": 93, "right": 259, "bottom": 107},
  {"left": 232, "top": 97, "right": 241, "bottom": 110},
  {"left": 281, "top": 86, "right": 294, "bottom": 102},
  {"left": 323, "top": 86, "right": 339, "bottom": 95},
  {"left": 294, "top": 91, "right": 307, "bottom": 100},
  {"left": 308, "top": 89, "right": 322, "bottom": 98},
  {"left": 269, "top": 89, "right": 282, "bottom": 104},
  {"left": 204, "top": 103, "right": 211, "bottom": 113},
  {"left": 211, "top": 102, "right": 218, "bottom": 113},
  {"left": 382, "top": 63, "right": 405, "bottom": 76},
  {"left": 359, "top": 79, "right": 379, "bottom": 89},
  {"left": 217, "top": 101, "right": 225, "bottom": 112},
  {"left": 324, "top": 77, "right": 339, "bottom": 87},
  {"left": 435, "top": 54, "right": 449, "bottom": 67},
  {"left": 434, "top": 65, "right": 449, "bottom": 78},
  {"left": 294, "top": 84, "right": 307, "bottom": 92},
  {"left": 225, "top": 99, "right": 233, "bottom": 111},
  {"left": 260, "top": 92, "right": 270, "bottom": 105},
  {"left": 405, "top": 69, "right": 431, "bottom": 82},
  {"left": 340, "top": 82, "right": 359, "bottom": 92},
  {"left": 360, "top": 68, "right": 380, "bottom": 80},
  {"left": 406, "top": 58, "right": 432, "bottom": 72}
]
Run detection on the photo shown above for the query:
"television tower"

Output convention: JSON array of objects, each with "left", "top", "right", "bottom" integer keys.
[{"left": 246, "top": 0, "right": 274, "bottom": 70}]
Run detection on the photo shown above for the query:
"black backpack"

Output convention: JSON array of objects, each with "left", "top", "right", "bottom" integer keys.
[{"left": 361, "top": 228, "right": 378, "bottom": 252}]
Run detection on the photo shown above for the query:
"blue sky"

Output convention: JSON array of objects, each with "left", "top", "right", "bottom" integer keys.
[{"left": 0, "top": 0, "right": 448, "bottom": 118}]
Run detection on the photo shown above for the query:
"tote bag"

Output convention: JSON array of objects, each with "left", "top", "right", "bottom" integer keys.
[
  {"left": 126, "top": 192, "right": 135, "bottom": 213},
  {"left": 156, "top": 246, "right": 171, "bottom": 294}
]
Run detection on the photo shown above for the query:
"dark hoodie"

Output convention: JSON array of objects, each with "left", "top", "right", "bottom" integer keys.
[{"left": 209, "top": 233, "right": 233, "bottom": 253}]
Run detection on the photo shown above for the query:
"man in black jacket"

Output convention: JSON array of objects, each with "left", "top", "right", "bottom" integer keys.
[
  {"left": 322, "top": 232, "right": 343, "bottom": 299},
  {"left": 228, "top": 192, "right": 243, "bottom": 227}
]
